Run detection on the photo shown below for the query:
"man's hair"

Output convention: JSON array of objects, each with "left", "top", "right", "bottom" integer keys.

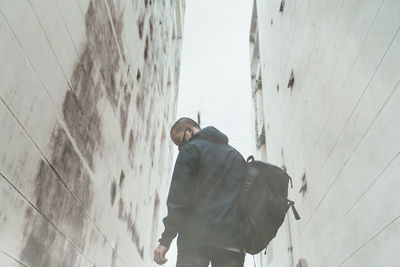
[{"left": 170, "top": 117, "right": 201, "bottom": 135}]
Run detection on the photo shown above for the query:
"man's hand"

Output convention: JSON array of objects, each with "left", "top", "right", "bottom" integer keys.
[{"left": 154, "top": 244, "right": 168, "bottom": 265}]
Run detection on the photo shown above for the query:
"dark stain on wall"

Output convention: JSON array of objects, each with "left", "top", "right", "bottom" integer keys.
[
  {"left": 20, "top": 128, "right": 93, "bottom": 266},
  {"left": 119, "top": 104, "right": 128, "bottom": 140},
  {"left": 149, "top": 192, "right": 160, "bottom": 252},
  {"left": 128, "top": 129, "right": 135, "bottom": 151},
  {"left": 299, "top": 173, "right": 307, "bottom": 195},
  {"left": 149, "top": 17, "right": 154, "bottom": 41},
  {"left": 137, "top": 15, "right": 144, "bottom": 40},
  {"left": 18, "top": 0, "right": 178, "bottom": 264},
  {"left": 63, "top": 0, "right": 129, "bottom": 172},
  {"left": 150, "top": 132, "right": 157, "bottom": 167},
  {"left": 118, "top": 198, "right": 124, "bottom": 219},
  {"left": 128, "top": 218, "right": 144, "bottom": 259},
  {"left": 49, "top": 129, "right": 93, "bottom": 210},
  {"left": 144, "top": 36, "right": 149, "bottom": 61},
  {"left": 279, "top": 0, "right": 285, "bottom": 13},
  {"left": 83, "top": 0, "right": 127, "bottom": 112},
  {"left": 119, "top": 85, "right": 131, "bottom": 140},
  {"left": 111, "top": 180, "right": 117, "bottom": 206},
  {"left": 62, "top": 91, "right": 97, "bottom": 170},
  {"left": 118, "top": 197, "right": 144, "bottom": 258},
  {"left": 20, "top": 215, "right": 72, "bottom": 267},
  {"left": 128, "top": 129, "right": 136, "bottom": 166},
  {"left": 152, "top": 193, "right": 160, "bottom": 221},
  {"left": 145, "top": 116, "right": 152, "bottom": 141},
  {"left": 107, "top": 0, "right": 126, "bottom": 62},
  {"left": 119, "top": 170, "right": 125, "bottom": 188},
  {"left": 19, "top": 0, "right": 135, "bottom": 264},
  {"left": 136, "top": 93, "right": 145, "bottom": 116},
  {"left": 287, "top": 70, "right": 294, "bottom": 89}
]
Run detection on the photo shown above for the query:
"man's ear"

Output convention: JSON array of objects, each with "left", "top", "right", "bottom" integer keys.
[{"left": 187, "top": 126, "right": 194, "bottom": 135}]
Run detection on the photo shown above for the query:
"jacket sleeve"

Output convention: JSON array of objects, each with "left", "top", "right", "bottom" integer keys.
[{"left": 158, "top": 143, "right": 200, "bottom": 248}]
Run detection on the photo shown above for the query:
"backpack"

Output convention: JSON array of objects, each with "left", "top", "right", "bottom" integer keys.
[{"left": 239, "top": 155, "right": 300, "bottom": 255}]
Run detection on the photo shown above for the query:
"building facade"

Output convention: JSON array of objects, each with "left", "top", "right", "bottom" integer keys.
[
  {"left": 0, "top": 0, "right": 184, "bottom": 266},
  {"left": 250, "top": 0, "right": 400, "bottom": 266}
]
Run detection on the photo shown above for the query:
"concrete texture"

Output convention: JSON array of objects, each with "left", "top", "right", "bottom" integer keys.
[
  {"left": 250, "top": 0, "right": 400, "bottom": 266},
  {"left": 0, "top": 0, "right": 184, "bottom": 266}
]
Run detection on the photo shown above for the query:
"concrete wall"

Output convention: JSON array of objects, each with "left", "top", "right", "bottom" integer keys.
[
  {"left": 251, "top": 0, "right": 400, "bottom": 266},
  {"left": 0, "top": 0, "right": 184, "bottom": 266}
]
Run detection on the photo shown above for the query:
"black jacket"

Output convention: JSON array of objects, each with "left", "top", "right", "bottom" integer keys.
[{"left": 158, "top": 126, "right": 246, "bottom": 249}]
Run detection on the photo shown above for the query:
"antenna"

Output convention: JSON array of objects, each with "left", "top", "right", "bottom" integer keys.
[{"left": 197, "top": 111, "right": 201, "bottom": 126}]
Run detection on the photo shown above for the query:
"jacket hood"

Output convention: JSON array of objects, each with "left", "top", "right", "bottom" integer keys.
[{"left": 191, "top": 126, "right": 228, "bottom": 145}]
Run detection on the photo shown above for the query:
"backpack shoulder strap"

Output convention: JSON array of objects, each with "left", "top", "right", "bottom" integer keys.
[
  {"left": 288, "top": 200, "right": 301, "bottom": 220},
  {"left": 247, "top": 155, "right": 255, "bottom": 162}
]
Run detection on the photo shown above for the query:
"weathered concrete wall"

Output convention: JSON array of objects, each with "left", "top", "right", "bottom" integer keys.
[
  {"left": 251, "top": 0, "right": 400, "bottom": 266},
  {"left": 0, "top": 0, "right": 184, "bottom": 266}
]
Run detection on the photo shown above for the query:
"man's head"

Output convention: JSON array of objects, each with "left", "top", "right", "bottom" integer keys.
[{"left": 170, "top": 117, "right": 201, "bottom": 149}]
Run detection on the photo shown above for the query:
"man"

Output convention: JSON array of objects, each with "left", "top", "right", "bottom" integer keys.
[{"left": 154, "top": 117, "right": 247, "bottom": 267}]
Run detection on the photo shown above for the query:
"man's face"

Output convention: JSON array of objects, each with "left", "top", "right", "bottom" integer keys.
[{"left": 170, "top": 126, "right": 195, "bottom": 147}]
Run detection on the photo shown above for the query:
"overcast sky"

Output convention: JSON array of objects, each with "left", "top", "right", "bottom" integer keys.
[
  {"left": 164, "top": 0, "right": 255, "bottom": 266},
  {"left": 176, "top": 0, "right": 255, "bottom": 158}
]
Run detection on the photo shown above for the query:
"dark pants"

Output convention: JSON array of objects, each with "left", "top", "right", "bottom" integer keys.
[{"left": 176, "top": 247, "right": 245, "bottom": 267}]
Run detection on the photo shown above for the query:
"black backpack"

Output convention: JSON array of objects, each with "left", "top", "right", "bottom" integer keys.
[{"left": 239, "top": 155, "right": 300, "bottom": 255}]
